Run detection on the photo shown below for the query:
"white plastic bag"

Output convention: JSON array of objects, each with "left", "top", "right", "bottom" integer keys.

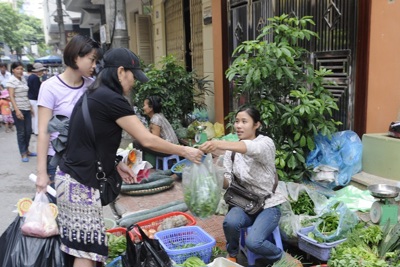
[{"left": 21, "top": 192, "right": 58, "bottom": 238}]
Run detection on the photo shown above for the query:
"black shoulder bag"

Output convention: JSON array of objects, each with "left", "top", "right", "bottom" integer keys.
[
  {"left": 223, "top": 152, "right": 277, "bottom": 215},
  {"left": 82, "top": 92, "right": 122, "bottom": 206}
]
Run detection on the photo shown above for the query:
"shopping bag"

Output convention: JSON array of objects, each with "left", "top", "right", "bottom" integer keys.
[
  {"left": 182, "top": 153, "right": 221, "bottom": 218},
  {"left": 122, "top": 224, "right": 172, "bottom": 267},
  {"left": 0, "top": 194, "right": 70, "bottom": 267},
  {"left": 21, "top": 192, "right": 59, "bottom": 238}
]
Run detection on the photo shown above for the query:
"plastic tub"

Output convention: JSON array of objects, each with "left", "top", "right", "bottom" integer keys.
[
  {"left": 133, "top": 211, "right": 196, "bottom": 239},
  {"left": 154, "top": 226, "right": 216, "bottom": 264},
  {"left": 297, "top": 226, "right": 346, "bottom": 261}
]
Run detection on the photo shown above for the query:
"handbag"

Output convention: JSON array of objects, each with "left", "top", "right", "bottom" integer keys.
[
  {"left": 82, "top": 92, "right": 122, "bottom": 206},
  {"left": 223, "top": 152, "right": 277, "bottom": 215},
  {"left": 122, "top": 224, "right": 172, "bottom": 267}
]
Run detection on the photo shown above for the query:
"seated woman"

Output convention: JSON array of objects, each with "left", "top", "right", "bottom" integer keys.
[
  {"left": 199, "top": 105, "right": 301, "bottom": 266},
  {"left": 135, "top": 95, "right": 179, "bottom": 158}
]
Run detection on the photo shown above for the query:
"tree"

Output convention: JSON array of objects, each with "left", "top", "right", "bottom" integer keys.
[
  {"left": 226, "top": 14, "right": 341, "bottom": 182},
  {"left": 0, "top": 2, "right": 46, "bottom": 58}
]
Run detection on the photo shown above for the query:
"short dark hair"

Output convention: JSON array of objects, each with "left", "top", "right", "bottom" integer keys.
[
  {"left": 26, "top": 64, "right": 34, "bottom": 72},
  {"left": 0, "top": 63, "right": 7, "bottom": 68},
  {"left": 10, "top": 61, "right": 24, "bottom": 71},
  {"left": 146, "top": 96, "right": 162, "bottom": 113},
  {"left": 63, "top": 35, "right": 101, "bottom": 70}
]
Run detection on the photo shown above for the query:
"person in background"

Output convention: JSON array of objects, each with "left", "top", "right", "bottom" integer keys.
[
  {"left": 28, "top": 63, "right": 47, "bottom": 135},
  {"left": 0, "top": 89, "right": 14, "bottom": 132},
  {"left": 36, "top": 35, "right": 101, "bottom": 187},
  {"left": 199, "top": 106, "right": 301, "bottom": 266},
  {"left": 143, "top": 95, "right": 179, "bottom": 145},
  {"left": 0, "top": 63, "right": 11, "bottom": 90},
  {"left": 24, "top": 63, "right": 33, "bottom": 80},
  {"left": 36, "top": 47, "right": 203, "bottom": 267},
  {"left": 6, "top": 61, "right": 35, "bottom": 162}
]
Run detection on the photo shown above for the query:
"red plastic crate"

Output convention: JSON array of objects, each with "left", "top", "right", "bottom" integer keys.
[
  {"left": 106, "top": 227, "right": 135, "bottom": 242},
  {"left": 132, "top": 211, "right": 196, "bottom": 239}
]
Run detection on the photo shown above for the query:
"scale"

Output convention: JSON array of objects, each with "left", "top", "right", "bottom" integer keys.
[
  {"left": 368, "top": 184, "right": 400, "bottom": 226},
  {"left": 194, "top": 125, "right": 208, "bottom": 145}
]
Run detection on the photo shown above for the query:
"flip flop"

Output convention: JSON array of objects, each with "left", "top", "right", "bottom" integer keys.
[
  {"left": 27, "top": 152, "right": 37, "bottom": 157},
  {"left": 21, "top": 157, "right": 29, "bottom": 163}
]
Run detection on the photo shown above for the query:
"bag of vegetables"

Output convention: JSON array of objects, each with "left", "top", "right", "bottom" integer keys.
[{"left": 182, "top": 154, "right": 221, "bottom": 218}]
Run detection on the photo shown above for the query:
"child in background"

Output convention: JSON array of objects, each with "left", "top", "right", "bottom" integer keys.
[{"left": 0, "top": 90, "right": 14, "bottom": 132}]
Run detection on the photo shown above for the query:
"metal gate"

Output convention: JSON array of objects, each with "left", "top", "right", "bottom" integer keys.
[{"left": 228, "top": 0, "right": 358, "bottom": 130}]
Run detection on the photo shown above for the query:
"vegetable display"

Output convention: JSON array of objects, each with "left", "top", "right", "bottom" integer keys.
[
  {"left": 177, "top": 256, "right": 206, "bottom": 267},
  {"left": 106, "top": 233, "right": 127, "bottom": 263},
  {"left": 290, "top": 192, "right": 316, "bottom": 216}
]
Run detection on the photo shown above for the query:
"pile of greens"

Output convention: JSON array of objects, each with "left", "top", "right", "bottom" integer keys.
[
  {"left": 328, "top": 222, "right": 400, "bottom": 267},
  {"left": 106, "top": 232, "right": 127, "bottom": 263},
  {"left": 290, "top": 192, "right": 316, "bottom": 216}
]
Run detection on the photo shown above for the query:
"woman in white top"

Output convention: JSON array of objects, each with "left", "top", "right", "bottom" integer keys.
[
  {"left": 7, "top": 61, "right": 35, "bottom": 162},
  {"left": 199, "top": 106, "right": 299, "bottom": 265}
]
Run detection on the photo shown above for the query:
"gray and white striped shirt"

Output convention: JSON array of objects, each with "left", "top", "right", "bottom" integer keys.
[{"left": 6, "top": 75, "right": 30, "bottom": 111}]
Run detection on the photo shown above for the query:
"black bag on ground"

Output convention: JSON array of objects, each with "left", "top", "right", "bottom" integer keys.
[
  {"left": 0, "top": 194, "right": 72, "bottom": 267},
  {"left": 122, "top": 224, "right": 172, "bottom": 267}
]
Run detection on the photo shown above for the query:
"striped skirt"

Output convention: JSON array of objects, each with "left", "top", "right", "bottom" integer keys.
[{"left": 55, "top": 168, "right": 108, "bottom": 263}]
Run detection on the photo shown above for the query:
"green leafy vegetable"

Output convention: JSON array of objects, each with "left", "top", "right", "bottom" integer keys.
[
  {"left": 290, "top": 192, "right": 316, "bottom": 216},
  {"left": 177, "top": 256, "right": 206, "bottom": 267},
  {"left": 106, "top": 233, "right": 127, "bottom": 263}
]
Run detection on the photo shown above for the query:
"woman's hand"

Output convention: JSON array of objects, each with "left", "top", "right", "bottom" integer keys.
[
  {"left": 116, "top": 162, "right": 137, "bottom": 184},
  {"left": 15, "top": 110, "right": 24, "bottom": 120},
  {"left": 36, "top": 172, "right": 50, "bottom": 193},
  {"left": 199, "top": 141, "right": 218, "bottom": 154},
  {"left": 183, "top": 146, "right": 204, "bottom": 164}
]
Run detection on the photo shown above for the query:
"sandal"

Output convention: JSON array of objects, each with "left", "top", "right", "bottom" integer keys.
[
  {"left": 21, "top": 157, "right": 29, "bottom": 163},
  {"left": 27, "top": 152, "right": 37, "bottom": 157}
]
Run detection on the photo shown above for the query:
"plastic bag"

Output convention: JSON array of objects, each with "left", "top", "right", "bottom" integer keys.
[
  {"left": 182, "top": 154, "right": 221, "bottom": 218},
  {"left": 21, "top": 192, "right": 58, "bottom": 238},
  {"left": 312, "top": 201, "right": 358, "bottom": 242},
  {"left": 122, "top": 224, "right": 172, "bottom": 267},
  {"left": 214, "top": 122, "right": 225, "bottom": 138},
  {"left": 278, "top": 182, "right": 328, "bottom": 238},
  {"left": 0, "top": 195, "right": 70, "bottom": 267},
  {"left": 306, "top": 130, "right": 362, "bottom": 189}
]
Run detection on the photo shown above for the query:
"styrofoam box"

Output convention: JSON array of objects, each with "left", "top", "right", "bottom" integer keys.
[{"left": 207, "top": 257, "right": 244, "bottom": 267}]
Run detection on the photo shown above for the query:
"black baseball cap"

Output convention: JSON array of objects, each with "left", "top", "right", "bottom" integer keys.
[{"left": 103, "top": 48, "right": 149, "bottom": 83}]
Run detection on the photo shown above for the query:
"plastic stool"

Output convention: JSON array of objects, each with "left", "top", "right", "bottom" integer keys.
[
  {"left": 239, "top": 226, "right": 283, "bottom": 266},
  {"left": 155, "top": 154, "right": 180, "bottom": 170}
]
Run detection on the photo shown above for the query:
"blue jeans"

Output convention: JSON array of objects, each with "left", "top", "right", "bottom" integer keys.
[
  {"left": 223, "top": 206, "right": 282, "bottom": 261},
  {"left": 12, "top": 110, "right": 32, "bottom": 156}
]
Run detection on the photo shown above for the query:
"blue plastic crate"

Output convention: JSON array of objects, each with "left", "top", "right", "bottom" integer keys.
[
  {"left": 297, "top": 226, "right": 346, "bottom": 261},
  {"left": 154, "top": 226, "right": 216, "bottom": 264}
]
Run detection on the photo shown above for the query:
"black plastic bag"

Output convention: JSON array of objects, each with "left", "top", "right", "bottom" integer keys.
[
  {"left": 0, "top": 214, "right": 72, "bottom": 267},
  {"left": 122, "top": 225, "right": 172, "bottom": 267}
]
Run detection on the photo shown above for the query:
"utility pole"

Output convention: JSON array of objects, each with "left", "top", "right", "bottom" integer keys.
[{"left": 55, "top": 0, "right": 66, "bottom": 51}]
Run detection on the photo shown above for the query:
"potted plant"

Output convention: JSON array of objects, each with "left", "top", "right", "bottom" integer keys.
[{"left": 226, "top": 14, "right": 341, "bottom": 182}]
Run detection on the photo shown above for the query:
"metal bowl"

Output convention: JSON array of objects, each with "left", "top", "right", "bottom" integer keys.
[{"left": 367, "top": 184, "right": 400, "bottom": 198}]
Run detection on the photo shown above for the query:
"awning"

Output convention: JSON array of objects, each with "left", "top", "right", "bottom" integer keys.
[
  {"left": 34, "top": 55, "right": 62, "bottom": 66},
  {"left": 0, "top": 56, "right": 11, "bottom": 63}
]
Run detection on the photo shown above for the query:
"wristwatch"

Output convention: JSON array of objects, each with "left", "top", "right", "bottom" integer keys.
[{"left": 224, "top": 172, "right": 233, "bottom": 180}]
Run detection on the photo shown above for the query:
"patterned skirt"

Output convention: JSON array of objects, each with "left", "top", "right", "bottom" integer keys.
[{"left": 55, "top": 168, "right": 108, "bottom": 263}]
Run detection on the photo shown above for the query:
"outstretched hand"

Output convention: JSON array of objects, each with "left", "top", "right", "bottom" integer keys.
[
  {"left": 199, "top": 141, "right": 217, "bottom": 154},
  {"left": 183, "top": 146, "right": 204, "bottom": 164}
]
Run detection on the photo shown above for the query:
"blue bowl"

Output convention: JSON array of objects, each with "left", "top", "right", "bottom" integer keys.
[{"left": 171, "top": 155, "right": 206, "bottom": 178}]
